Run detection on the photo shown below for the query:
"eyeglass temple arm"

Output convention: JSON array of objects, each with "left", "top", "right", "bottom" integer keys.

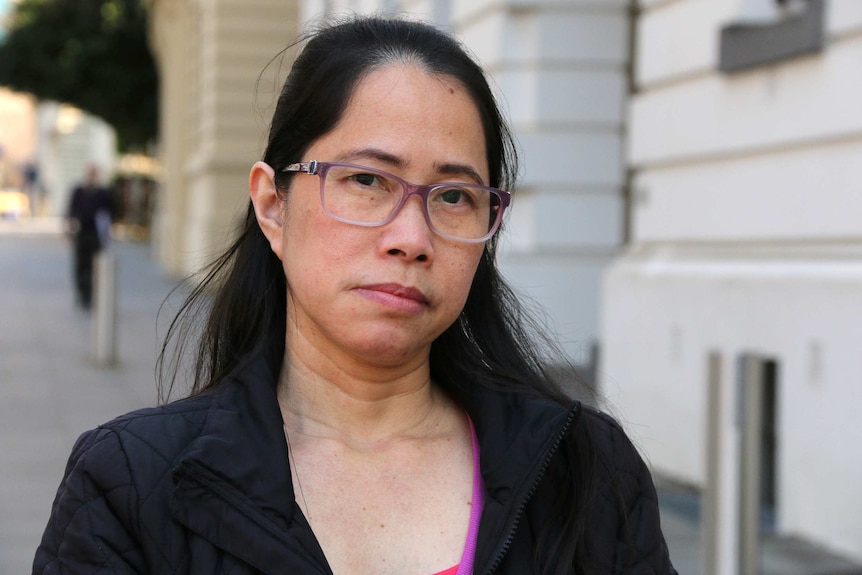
[{"left": 283, "top": 161, "right": 319, "bottom": 174}]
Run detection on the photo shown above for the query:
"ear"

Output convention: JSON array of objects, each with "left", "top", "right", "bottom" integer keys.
[{"left": 249, "top": 161, "right": 284, "bottom": 260}]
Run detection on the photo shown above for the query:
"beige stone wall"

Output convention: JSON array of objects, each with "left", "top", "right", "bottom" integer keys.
[
  {"left": 149, "top": 0, "right": 194, "bottom": 275},
  {"left": 149, "top": 0, "right": 298, "bottom": 276}
]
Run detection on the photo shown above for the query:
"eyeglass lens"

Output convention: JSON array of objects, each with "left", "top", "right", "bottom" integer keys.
[{"left": 320, "top": 164, "right": 500, "bottom": 240}]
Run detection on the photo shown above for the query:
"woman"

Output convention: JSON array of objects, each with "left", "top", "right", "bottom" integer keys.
[{"left": 34, "top": 16, "right": 677, "bottom": 575}]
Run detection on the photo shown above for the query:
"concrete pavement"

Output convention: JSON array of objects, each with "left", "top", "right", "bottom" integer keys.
[
  {"left": 657, "top": 477, "right": 862, "bottom": 575},
  {"left": 0, "top": 219, "right": 183, "bottom": 574},
  {"left": 2, "top": 219, "right": 860, "bottom": 574}
]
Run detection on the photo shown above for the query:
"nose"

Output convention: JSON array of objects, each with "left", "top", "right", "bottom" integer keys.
[{"left": 380, "top": 195, "right": 434, "bottom": 263}]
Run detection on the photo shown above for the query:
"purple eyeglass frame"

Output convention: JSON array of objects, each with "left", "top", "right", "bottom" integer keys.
[{"left": 281, "top": 160, "right": 511, "bottom": 243}]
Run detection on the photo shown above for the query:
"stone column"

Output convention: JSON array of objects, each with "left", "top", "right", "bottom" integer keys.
[
  {"left": 150, "top": 0, "right": 299, "bottom": 276},
  {"left": 150, "top": 0, "right": 196, "bottom": 276},
  {"left": 453, "top": 0, "right": 630, "bottom": 371}
]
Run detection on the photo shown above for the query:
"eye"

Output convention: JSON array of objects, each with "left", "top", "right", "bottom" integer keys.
[
  {"left": 350, "top": 172, "right": 381, "bottom": 187},
  {"left": 438, "top": 187, "right": 472, "bottom": 205}
]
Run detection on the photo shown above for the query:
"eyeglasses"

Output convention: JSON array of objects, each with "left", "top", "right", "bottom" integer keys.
[{"left": 281, "top": 161, "right": 510, "bottom": 243}]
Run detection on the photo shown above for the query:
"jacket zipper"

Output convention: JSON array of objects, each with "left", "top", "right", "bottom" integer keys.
[{"left": 482, "top": 404, "right": 580, "bottom": 574}]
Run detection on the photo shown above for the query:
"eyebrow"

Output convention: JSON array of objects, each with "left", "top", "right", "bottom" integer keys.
[{"left": 334, "top": 148, "right": 486, "bottom": 185}]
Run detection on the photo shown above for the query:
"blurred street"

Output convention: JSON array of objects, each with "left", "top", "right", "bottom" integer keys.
[
  {"left": 1, "top": 220, "right": 860, "bottom": 575},
  {"left": 0, "top": 219, "right": 181, "bottom": 573}
]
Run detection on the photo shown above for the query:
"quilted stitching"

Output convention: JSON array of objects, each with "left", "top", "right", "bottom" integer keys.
[{"left": 34, "top": 404, "right": 213, "bottom": 574}]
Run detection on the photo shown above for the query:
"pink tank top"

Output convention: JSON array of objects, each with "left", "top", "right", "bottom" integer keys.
[{"left": 431, "top": 416, "right": 484, "bottom": 575}]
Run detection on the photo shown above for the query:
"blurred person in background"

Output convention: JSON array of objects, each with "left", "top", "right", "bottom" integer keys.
[
  {"left": 34, "top": 16, "right": 676, "bottom": 575},
  {"left": 65, "top": 163, "right": 111, "bottom": 310},
  {"left": 22, "top": 160, "right": 41, "bottom": 215}
]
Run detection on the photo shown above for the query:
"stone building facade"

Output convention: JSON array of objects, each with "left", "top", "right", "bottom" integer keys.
[
  {"left": 603, "top": 0, "right": 862, "bottom": 564},
  {"left": 148, "top": 0, "right": 298, "bottom": 275}
]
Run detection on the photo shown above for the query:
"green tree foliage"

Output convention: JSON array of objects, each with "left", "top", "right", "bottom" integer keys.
[{"left": 0, "top": 0, "right": 158, "bottom": 150}]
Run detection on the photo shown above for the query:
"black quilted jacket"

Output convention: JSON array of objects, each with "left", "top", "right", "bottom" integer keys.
[{"left": 33, "top": 348, "right": 677, "bottom": 574}]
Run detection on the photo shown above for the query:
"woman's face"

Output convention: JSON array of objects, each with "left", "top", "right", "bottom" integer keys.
[{"left": 266, "top": 64, "right": 489, "bottom": 370}]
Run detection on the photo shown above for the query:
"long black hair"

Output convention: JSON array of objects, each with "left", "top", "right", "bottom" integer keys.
[{"left": 159, "top": 15, "right": 598, "bottom": 574}]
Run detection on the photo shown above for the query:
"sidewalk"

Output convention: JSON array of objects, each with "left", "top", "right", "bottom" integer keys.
[
  {"left": 0, "top": 221, "right": 184, "bottom": 574},
  {"left": 657, "top": 478, "right": 862, "bottom": 575}
]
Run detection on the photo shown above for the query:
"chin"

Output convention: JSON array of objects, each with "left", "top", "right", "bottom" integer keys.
[{"left": 346, "top": 332, "right": 433, "bottom": 367}]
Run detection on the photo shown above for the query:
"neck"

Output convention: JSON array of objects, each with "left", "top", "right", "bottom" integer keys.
[{"left": 278, "top": 342, "right": 444, "bottom": 449}]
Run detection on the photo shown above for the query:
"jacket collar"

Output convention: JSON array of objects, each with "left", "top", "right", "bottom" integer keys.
[
  {"left": 170, "top": 345, "right": 332, "bottom": 573},
  {"left": 462, "top": 385, "right": 581, "bottom": 573},
  {"left": 170, "top": 345, "right": 579, "bottom": 574},
  {"left": 177, "top": 345, "right": 292, "bottom": 521}
]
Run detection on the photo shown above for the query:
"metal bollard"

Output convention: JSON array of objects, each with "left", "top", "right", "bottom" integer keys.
[
  {"left": 739, "top": 354, "right": 766, "bottom": 575},
  {"left": 93, "top": 251, "right": 118, "bottom": 366},
  {"left": 702, "top": 351, "right": 722, "bottom": 575}
]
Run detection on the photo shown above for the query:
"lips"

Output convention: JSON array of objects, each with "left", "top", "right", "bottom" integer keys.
[
  {"left": 354, "top": 283, "right": 430, "bottom": 311},
  {"left": 362, "top": 283, "right": 429, "bottom": 304}
]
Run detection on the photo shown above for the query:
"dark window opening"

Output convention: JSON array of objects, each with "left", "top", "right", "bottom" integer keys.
[{"left": 760, "top": 360, "right": 779, "bottom": 534}]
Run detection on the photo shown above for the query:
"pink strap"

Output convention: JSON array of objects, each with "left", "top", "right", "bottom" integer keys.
[
  {"left": 454, "top": 415, "right": 484, "bottom": 575},
  {"left": 431, "top": 415, "right": 484, "bottom": 575}
]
